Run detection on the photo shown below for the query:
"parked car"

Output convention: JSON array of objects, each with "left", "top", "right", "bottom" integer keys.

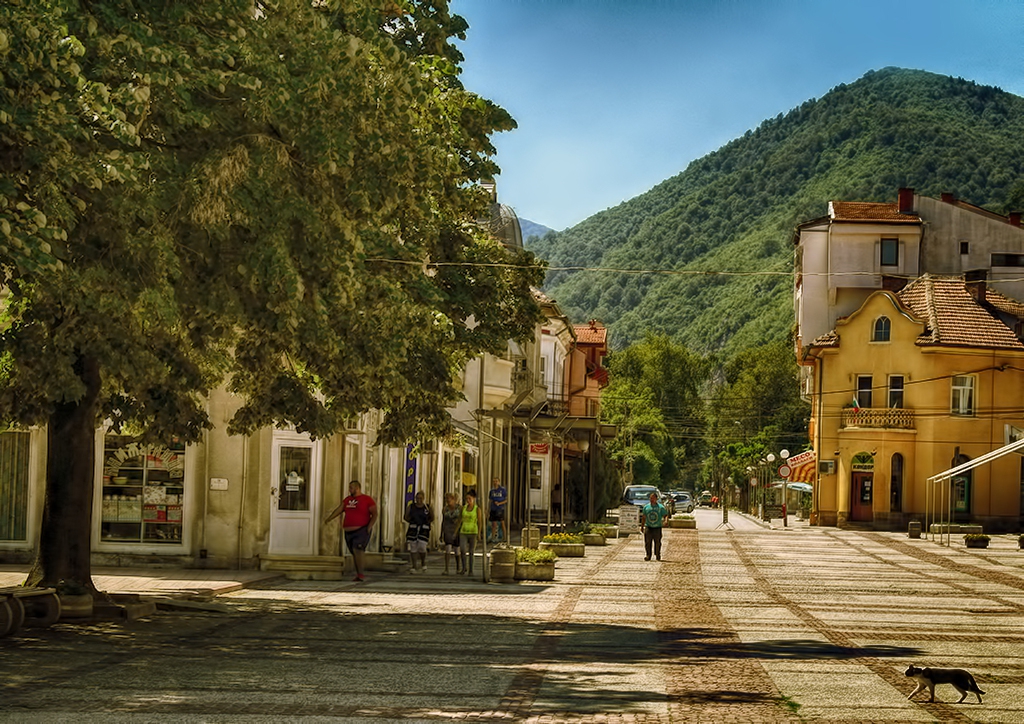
[
  {"left": 622, "top": 485, "right": 661, "bottom": 507},
  {"left": 672, "top": 492, "right": 694, "bottom": 513}
]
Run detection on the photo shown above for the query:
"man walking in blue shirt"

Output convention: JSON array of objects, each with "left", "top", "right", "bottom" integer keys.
[{"left": 640, "top": 491, "right": 670, "bottom": 561}]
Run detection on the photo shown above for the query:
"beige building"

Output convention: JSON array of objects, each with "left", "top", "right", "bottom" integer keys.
[{"left": 802, "top": 275, "right": 1024, "bottom": 531}]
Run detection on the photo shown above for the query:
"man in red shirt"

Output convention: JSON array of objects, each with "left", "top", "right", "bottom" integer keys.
[{"left": 325, "top": 480, "right": 378, "bottom": 582}]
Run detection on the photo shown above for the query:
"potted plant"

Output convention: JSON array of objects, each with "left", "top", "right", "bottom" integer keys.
[
  {"left": 573, "top": 522, "right": 606, "bottom": 546},
  {"left": 964, "top": 533, "right": 990, "bottom": 549},
  {"left": 539, "top": 532, "right": 586, "bottom": 557},
  {"left": 670, "top": 514, "right": 696, "bottom": 529},
  {"left": 514, "top": 547, "right": 556, "bottom": 580}
]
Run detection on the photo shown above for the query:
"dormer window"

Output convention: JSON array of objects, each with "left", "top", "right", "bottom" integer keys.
[
  {"left": 872, "top": 316, "right": 891, "bottom": 342},
  {"left": 880, "top": 238, "right": 899, "bottom": 267}
]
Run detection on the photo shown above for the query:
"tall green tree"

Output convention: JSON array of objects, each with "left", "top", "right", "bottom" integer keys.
[
  {"left": 702, "top": 339, "right": 810, "bottom": 499},
  {"left": 601, "top": 333, "right": 709, "bottom": 488},
  {"left": 0, "top": 0, "right": 542, "bottom": 592}
]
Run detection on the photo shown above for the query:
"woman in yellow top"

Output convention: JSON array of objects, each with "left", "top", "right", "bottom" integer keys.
[{"left": 459, "top": 491, "right": 484, "bottom": 576}]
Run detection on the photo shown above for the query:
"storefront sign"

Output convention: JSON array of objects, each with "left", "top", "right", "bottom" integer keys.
[
  {"left": 529, "top": 443, "right": 550, "bottom": 455},
  {"left": 619, "top": 505, "right": 640, "bottom": 533},
  {"left": 851, "top": 452, "right": 875, "bottom": 472}
]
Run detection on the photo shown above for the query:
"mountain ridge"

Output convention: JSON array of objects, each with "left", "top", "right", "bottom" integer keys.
[{"left": 527, "top": 67, "right": 1024, "bottom": 355}]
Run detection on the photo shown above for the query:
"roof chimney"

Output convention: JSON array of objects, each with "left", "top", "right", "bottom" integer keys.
[
  {"left": 941, "top": 192, "right": 955, "bottom": 204},
  {"left": 1009, "top": 212, "right": 1021, "bottom": 228},
  {"left": 897, "top": 188, "right": 915, "bottom": 214},
  {"left": 965, "top": 269, "right": 987, "bottom": 304}
]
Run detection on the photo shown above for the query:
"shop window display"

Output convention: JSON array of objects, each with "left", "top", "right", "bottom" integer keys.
[{"left": 101, "top": 435, "right": 185, "bottom": 544}]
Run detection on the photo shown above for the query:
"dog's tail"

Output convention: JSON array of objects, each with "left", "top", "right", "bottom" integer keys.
[{"left": 968, "top": 674, "right": 985, "bottom": 694}]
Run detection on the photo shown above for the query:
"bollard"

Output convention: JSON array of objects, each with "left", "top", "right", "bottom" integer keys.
[{"left": 908, "top": 520, "right": 921, "bottom": 539}]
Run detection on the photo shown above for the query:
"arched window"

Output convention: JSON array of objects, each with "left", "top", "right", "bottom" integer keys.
[
  {"left": 872, "top": 316, "right": 891, "bottom": 342},
  {"left": 890, "top": 453, "right": 903, "bottom": 512}
]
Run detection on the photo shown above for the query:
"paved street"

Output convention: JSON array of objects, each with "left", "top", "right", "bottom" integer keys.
[{"left": 3, "top": 517, "right": 1024, "bottom": 722}]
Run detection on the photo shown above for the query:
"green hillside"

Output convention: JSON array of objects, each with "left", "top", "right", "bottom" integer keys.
[{"left": 528, "top": 68, "right": 1024, "bottom": 354}]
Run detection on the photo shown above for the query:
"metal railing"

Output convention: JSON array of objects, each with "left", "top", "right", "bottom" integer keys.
[{"left": 841, "top": 407, "right": 914, "bottom": 429}]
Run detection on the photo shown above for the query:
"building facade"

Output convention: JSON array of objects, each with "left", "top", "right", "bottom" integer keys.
[{"left": 803, "top": 276, "right": 1024, "bottom": 531}]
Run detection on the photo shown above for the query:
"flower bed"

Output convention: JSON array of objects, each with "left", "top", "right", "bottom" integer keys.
[
  {"left": 542, "top": 532, "right": 584, "bottom": 545},
  {"left": 964, "top": 533, "right": 990, "bottom": 549},
  {"left": 515, "top": 547, "right": 556, "bottom": 580},
  {"left": 539, "top": 541, "right": 585, "bottom": 557}
]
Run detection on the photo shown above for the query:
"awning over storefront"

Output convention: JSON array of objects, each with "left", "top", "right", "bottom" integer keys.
[{"left": 787, "top": 449, "right": 816, "bottom": 483}]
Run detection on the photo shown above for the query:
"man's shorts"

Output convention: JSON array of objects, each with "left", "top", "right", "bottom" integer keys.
[
  {"left": 489, "top": 507, "right": 505, "bottom": 522},
  {"left": 407, "top": 539, "right": 427, "bottom": 554},
  {"left": 344, "top": 526, "right": 371, "bottom": 552}
]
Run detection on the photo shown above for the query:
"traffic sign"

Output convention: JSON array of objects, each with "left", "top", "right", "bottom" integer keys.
[{"left": 778, "top": 464, "right": 792, "bottom": 479}]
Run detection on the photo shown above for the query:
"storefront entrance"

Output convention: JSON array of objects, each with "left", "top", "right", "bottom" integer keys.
[
  {"left": 851, "top": 472, "right": 874, "bottom": 521},
  {"left": 269, "top": 433, "right": 322, "bottom": 556},
  {"left": 850, "top": 452, "right": 875, "bottom": 522}
]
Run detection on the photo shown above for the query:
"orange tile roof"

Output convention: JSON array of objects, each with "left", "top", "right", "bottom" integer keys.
[
  {"left": 574, "top": 322, "right": 607, "bottom": 344},
  {"left": 897, "top": 275, "right": 1024, "bottom": 350},
  {"left": 830, "top": 201, "right": 921, "bottom": 223}
]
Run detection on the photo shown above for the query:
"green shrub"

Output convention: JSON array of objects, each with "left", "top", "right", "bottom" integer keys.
[
  {"left": 963, "top": 533, "right": 990, "bottom": 542},
  {"left": 542, "top": 532, "right": 583, "bottom": 544},
  {"left": 516, "top": 547, "right": 557, "bottom": 564}
]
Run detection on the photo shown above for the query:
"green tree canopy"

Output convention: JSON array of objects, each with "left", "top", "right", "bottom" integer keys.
[
  {"left": 0, "top": 0, "right": 542, "bottom": 591},
  {"left": 601, "top": 333, "right": 709, "bottom": 488}
]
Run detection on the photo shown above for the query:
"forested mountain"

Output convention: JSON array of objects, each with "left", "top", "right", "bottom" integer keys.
[
  {"left": 519, "top": 218, "right": 555, "bottom": 242},
  {"left": 528, "top": 68, "right": 1024, "bottom": 355}
]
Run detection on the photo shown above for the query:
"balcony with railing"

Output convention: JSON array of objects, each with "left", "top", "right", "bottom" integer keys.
[{"left": 841, "top": 407, "right": 915, "bottom": 430}]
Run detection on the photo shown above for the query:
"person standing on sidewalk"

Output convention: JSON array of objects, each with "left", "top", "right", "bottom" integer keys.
[
  {"left": 640, "top": 491, "right": 669, "bottom": 562},
  {"left": 440, "top": 492, "right": 463, "bottom": 574},
  {"left": 459, "top": 491, "right": 484, "bottom": 576},
  {"left": 487, "top": 476, "right": 508, "bottom": 544},
  {"left": 325, "top": 480, "right": 377, "bottom": 582},
  {"left": 404, "top": 490, "right": 432, "bottom": 574}
]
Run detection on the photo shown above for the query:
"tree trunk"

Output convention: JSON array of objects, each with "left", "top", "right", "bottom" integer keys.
[{"left": 25, "top": 354, "right": 102, "bottom": 594}]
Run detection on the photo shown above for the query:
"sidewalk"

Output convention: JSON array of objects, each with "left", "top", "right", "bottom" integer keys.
[{"left": 0, "top": 564, "right": 283, "bottom": 598}]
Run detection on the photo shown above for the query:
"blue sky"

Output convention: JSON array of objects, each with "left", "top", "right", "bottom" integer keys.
[{"left": 451, "top": 0, "right": 1024, "bottom": 231}]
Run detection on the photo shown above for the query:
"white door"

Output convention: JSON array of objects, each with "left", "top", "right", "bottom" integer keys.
[
  {"left": 529, "top": 456, "right": 547, "bottom": 512},
  {"left": 269, "top": 434, "right": 321, "bottom": 556}
]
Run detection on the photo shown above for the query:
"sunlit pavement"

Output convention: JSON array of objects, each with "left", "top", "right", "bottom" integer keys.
[{"left": 3, "top": 521, "right": 1024, "bottom": 722}]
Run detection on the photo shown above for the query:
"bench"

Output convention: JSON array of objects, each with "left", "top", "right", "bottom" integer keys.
[{"left": 0, "top": 586, "right": 61, "bottom": 637}]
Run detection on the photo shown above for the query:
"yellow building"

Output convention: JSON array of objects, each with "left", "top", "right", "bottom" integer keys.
[{"left": 802, "top": 274, "right": 1024, "bottom": 531}]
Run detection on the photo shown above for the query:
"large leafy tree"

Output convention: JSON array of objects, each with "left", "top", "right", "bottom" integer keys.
[
  {"left": 0, "top": 0, "right": 542, "bottom": 592},
  {"left": 601, "top": 333, "right": 709, "bottom": 488},
  {"left": 701, "top": 339, "right": 810, "bottom": 500}
]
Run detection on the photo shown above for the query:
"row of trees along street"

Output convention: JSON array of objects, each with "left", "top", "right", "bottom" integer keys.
[
  {"left": 600, "top": 335, "right": 810, "bottom": 499},
  {"left": 0, "top": 1, "right": 544, "bottom": 593}
]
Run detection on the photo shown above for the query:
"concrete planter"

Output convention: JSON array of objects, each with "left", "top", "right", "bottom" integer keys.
[
  {"left": 514, "top": 562, "right": 555, "bottom": 581},
  {"left": 670, "top": 518, "right": 696, "bottom": 529},
  {"left": 965, "top": 539, "right": 989, "bottom": 549},
  {"left": 582, "top": 533, "right": 606, "bottom": 546},
  {"left": 490, "top": 548, "right": 516, "bottom": 582},
  {"left": 539, "top": 542, "right": 585, "bottom": 557},
  {"left": 521, "top": 527, "right": 541, "bottom": 549}
]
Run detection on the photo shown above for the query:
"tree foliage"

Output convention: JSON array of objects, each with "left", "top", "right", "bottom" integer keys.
[
  {"left": 529, "top": 68, "right": 1024, "bottom": 355},
  {"left": 700, "top": 340, "right": 810, "bottom": 494},
  {"left": 600, "top": 334, "right": 709, "bottom": 488},
  {"left": 0, "top": 0, "right": 542, "bottom": 590}
]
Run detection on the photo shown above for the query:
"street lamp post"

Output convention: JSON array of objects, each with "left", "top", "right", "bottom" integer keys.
[
  {"left": 765, "top": 453, "right": 775, "bottom": 521},
  {"left": 780, "top": 449, "right": 790, "bottom": 528}
]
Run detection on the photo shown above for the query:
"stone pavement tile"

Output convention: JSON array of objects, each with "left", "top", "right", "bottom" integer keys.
[{"left": 761, "top": 661, "right": 933, "bottom": 722}]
